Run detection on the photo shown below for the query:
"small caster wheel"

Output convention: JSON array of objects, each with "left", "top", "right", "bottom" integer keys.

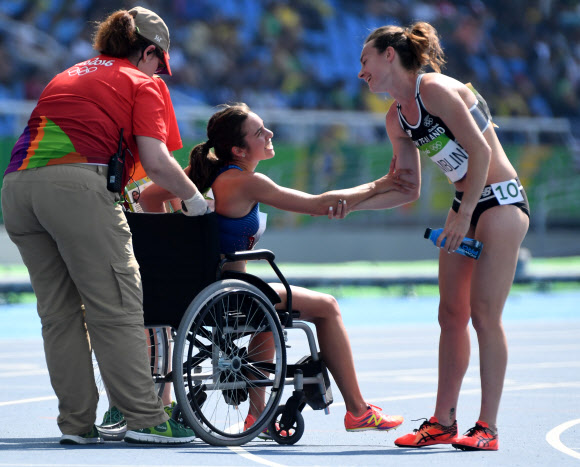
[{"left": 268, "top": 405, "right": 304, "bottom": 445}]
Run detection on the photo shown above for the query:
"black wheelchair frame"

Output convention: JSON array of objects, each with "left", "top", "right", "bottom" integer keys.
[{"left": 125, "top": 211, "right": 333, "bottom": 446}]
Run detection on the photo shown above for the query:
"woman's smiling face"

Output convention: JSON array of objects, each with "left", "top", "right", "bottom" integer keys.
[
  {"left": 241, "top": 112, "right": 275, "bottom": 162},
  {"left": 358, "top": 41, "right": 389, "bottom": 93}
]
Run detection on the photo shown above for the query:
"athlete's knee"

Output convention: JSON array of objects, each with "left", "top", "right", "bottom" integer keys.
[
  {"left": 323, "top": 293, "right": 341, "bottom": 319},
  {"left": 314, "top": 293, "right": 342, "bottom": 323},
  {"left": 470, "top": 305, "right": 503, "bottom": 334},
  {"left": 438, "top": 302, "right": 470, "bottom": 331},
  {"left": 471, "top": 295, "right": 503, "bottom": 333}
]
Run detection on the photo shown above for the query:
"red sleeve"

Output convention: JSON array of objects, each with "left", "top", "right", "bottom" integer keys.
[
  {"left": 155, "top": 77, "right": 182, "bottom": 152},
  {"left": 129, "top": 78, "right": 183, "bottom": 182},
  {"left": 133, "top": 81, "right": 167, "bottom": 142}
]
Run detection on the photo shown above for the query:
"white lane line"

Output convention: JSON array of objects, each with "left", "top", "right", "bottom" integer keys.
[
  {"left": 546, "top": 418, "right": 580, "bottom": 460},
  {"left": 4, "top": 381, "right": 579, "bottom": 410},
  {"left": 0, "top": 370, "right": 49, "bottom": 377},
  {"left": 0, "top": 395, "right": 56, "bottom": 406},
  {"left": 502, "top": 382, "right": 580, "bottom": 391},
  {"left": 0, "top": 464, "right": 261, "bottom": 467},
  {"left": 355, "top": 361, "right": 580, "bottom": 380},
  {"left": 222, "top": 422, "right": 288, "bottom": 466},
  {"left": 355, "top": 344, "right": 580, "bottom": 361},
  {"left": 304, "top": 381, "right": 580, "bottom": 412},
  {"left": 0, "top": 352, "right": 45, "bottom": 359},
  {"left": 508, "top": 361, "right": 580, "bottom": 370},
  {"left": 227, "top": 446, "right": 288, "bottom": 467},
  {"left": 0, "top": 362, "right": 49, "bottom": 378}
]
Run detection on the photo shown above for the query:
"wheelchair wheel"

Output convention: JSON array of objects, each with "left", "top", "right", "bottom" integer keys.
[
  {"left": 173, "top": 279, "right": 286, "bottom": 446},
  {"left": 146, "top": 326, "right": 170, "bottom": 397},
  {"left": 268, "top": 405, "right": 305, "bottom": 445}
]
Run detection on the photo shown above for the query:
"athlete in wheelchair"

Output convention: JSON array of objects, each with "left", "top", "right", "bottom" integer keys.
[
  {"left": 122, "top": 210, "right": 331, "bottom": 446},
  {"left": 116, "top": 103, "right": 413, "bottom": 446}
]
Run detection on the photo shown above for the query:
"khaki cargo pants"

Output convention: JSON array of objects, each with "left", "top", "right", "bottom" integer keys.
[{"left": 1, "top": 164, "right": 167, "bottom": 435}]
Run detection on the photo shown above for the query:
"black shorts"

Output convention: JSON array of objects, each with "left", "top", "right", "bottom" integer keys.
[{"left": 451, "top": 177, "right": 530, "bottom": 228}]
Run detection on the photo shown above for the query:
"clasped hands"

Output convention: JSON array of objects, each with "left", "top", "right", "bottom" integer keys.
[{"left": 327, "top": 156, "right": 416, "bottom": 219}]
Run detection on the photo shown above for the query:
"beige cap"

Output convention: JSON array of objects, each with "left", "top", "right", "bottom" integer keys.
[{"left": 129, "top": 6, "right": 172, "bottom": 75}]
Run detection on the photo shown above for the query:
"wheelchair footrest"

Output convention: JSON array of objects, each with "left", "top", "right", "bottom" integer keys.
[{"left": 287, "top": 354, "right": 333, "bottom": 410}]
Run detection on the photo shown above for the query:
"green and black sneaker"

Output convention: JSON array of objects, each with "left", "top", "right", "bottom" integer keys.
[
  {"left": 124, "top": 418, "right": 195, "bottom": 445},
  {"left": 96, "top": 406, "right": 127, "bottom": 441},
  {"left": 60, "top": 425, "right": 104, "bottom": 445}
]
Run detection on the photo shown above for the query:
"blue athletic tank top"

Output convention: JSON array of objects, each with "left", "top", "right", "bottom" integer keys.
[{"left": 214, "top": 165, "right": 263, "bottom": 254}]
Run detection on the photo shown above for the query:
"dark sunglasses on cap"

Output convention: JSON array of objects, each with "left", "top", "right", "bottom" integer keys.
[{"left": 154, "top": 47, "right": 171, "bottom": 76}]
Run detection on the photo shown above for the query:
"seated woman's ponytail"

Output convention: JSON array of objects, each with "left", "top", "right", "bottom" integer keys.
[{"left": 187, "top": 142, "right": 220, "bottom": 193}]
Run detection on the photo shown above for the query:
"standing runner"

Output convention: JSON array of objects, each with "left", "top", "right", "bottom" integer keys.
[{"left": 354, "top": 21, "right": 529, "bottom": 451}]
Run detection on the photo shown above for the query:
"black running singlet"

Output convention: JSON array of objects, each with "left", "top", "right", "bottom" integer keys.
[{"left": 397, "top": 75, "right": 492, "bottom": 183}]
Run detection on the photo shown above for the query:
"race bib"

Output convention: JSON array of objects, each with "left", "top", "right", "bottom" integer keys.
[
  {"left": 420, "top": 133, "right": 468, "bottom": 183},
  {"left": 255, "top": 211, "right": 268, "bottom": 244},
  {"left": 491, "top": 179, "right": 524, "bottom": 205},
  {"left": 248, "top": 211, "right": 267, "bottom": 250}
]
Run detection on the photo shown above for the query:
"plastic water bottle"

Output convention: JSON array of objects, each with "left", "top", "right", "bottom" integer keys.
[{"left": 424, "top": 228, "right": 483, "bottom": 260}]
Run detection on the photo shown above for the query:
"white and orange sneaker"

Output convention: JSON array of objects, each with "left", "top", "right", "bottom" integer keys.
[{"left": 344, "top": 404, "right": 404, "bottom": 432}]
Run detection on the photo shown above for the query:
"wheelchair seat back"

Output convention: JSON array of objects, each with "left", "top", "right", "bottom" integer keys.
[{"left": 125, "top": 212, "right": 221, "bottom": 329}]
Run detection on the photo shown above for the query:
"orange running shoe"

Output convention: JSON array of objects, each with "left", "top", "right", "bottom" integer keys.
[
  {"left": 344, "top": 404, "right": 404, "bottom": 432},
  {"left": 452, "top": 420, "right": 499, "bottom": 451},
  {"left": 394, "top": 416, "right": 457, "bottom": 447},
  {"left": 244, "top": 414, "right": 287, "bottom": 440}
]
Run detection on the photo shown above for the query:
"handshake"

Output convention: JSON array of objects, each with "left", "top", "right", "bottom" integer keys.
[{"left": 181, "top": 191, "right": 213, "bottom": 216}]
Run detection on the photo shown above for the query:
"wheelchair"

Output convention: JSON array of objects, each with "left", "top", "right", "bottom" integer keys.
[{"left": 124, "top": 211, "right": 333, "bottom": 446}]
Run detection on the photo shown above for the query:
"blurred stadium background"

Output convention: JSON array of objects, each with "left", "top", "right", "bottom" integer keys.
[{"left": 0, "top": 0, "right": 579, "bottom": 263}]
